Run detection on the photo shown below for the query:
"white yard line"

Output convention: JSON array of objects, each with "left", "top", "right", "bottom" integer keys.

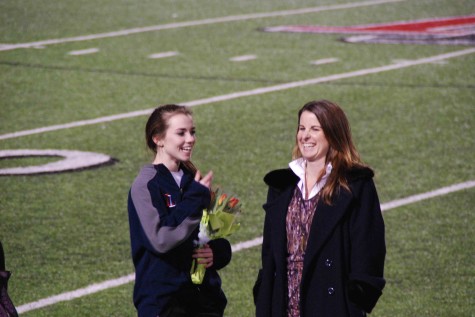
[
  {"left": 0, "top": 0, "right": 406, "bottom": 52},
  {"left": 229, "top": 55, "right": 257, "bottom": 62},
  {"left": 67, "top": 48, "right": 100, "bottom": 56},
  {"left": 16, "top": 179, "right": 475, "bottom": 313},
  {"left": 310, "top": 57, "right": 340, "bottom": 65},
  {"left": 1, "top": 47, "right": 474, "bottom": 141},
  {"left": 232, "top": 237, "right": 264, "bottom": 252},
  {"left": 148, "top": 51, "right": 180, "bottom": 59},
  {"left": 380, "top": 180, "right": 475, "bottom": 211},
  {"left": 16, "top": 274, "right": 136, "bottom": 314}
]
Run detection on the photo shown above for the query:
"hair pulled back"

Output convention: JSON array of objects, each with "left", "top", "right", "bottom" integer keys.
[{"left": 145, "top": 104, "right": 197, "bottom": 174}]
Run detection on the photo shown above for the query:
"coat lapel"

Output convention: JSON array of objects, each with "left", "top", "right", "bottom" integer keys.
[
  {"left": 303, "top": 189, "right": 353, "bottom": 274},
  {"left": 263, "top": 186, "right": 294, "bottom": 264}
]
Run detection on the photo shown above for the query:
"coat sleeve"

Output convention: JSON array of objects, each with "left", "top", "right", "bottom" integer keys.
[
  {"left": 253, "top": 186, "right": 278, "bottom": 316},
  {"left": 347, "top": 178, "right": 386, "bottom": 313},
  {"left": 208, "top": 238, "right": 232, "bottom": 270},
  {"left": 129, "top": 178, "right": 210, "bottom": 254}
]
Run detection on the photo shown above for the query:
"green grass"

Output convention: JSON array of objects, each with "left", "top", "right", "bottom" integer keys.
[
  {"left": 378, "top": 190, "right": 475, "bottom": 317},
  {"left": 0, "top": 0, "right": 474, "bottom": 316}
]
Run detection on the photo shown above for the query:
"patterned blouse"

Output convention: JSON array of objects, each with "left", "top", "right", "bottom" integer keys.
[{"left": 286, "top": 187, "right": 320, "bottom": 317}]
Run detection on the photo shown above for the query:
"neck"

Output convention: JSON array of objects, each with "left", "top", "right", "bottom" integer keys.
[
  {"left": 153, "top": 155, "right": 180, "bottom": 172},
  {"left": 303, "top": 159, "right": 326, "bottom": 200},
  {"left": 305, "top": 159, "right": 326, "bottom": 177}
]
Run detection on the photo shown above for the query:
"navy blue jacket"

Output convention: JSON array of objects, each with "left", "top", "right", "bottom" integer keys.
[
  {"left": 254, "top": 167, "right": 386, "bottom": 317},
  {"left": 128, "top": 164, "right": 231, "bottom": 317}
]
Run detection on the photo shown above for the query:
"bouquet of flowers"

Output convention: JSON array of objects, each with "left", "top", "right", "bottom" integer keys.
[{"left": 191, "top": 187, "right": 242, "bottom": 284}]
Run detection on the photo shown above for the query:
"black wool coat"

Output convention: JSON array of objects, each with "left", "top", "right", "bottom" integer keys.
[{"left": 254, "top": 167, "right": 386, "bottom": 317}]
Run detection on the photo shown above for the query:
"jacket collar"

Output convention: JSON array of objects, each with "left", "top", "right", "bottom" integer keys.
[
  {"left": 154, "top": 163, "right": 194, "bottom": 188},
  {"left": 288, "top": 158, "right": 332, "bottom": 200}
]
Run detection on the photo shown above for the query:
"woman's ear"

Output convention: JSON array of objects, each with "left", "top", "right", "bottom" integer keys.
[{"left": 153, "top": 135, "right": 163, "bottom": 147}]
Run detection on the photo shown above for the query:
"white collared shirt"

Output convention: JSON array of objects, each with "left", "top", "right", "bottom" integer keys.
[{"left": 289, "top": 158, "right": 332, "bottom": 200}]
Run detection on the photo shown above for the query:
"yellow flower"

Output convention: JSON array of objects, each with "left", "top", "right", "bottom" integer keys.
[{"left": 217, "top": 193, "right": 227, "bottom": 206}]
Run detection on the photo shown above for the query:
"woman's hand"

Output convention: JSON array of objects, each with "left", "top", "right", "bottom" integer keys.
[
  {"left": 192, "top": 244, "right": 214, "bottom": 268},
  {"left": 195, "top": 170, "right": 213, "bottom": 189}
]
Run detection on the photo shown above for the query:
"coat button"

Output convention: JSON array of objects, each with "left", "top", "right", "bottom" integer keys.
[
  {"left": 325, "top": 259, "right": 333, "bottom": 267},
  {"left": 328, "top": 287, "right": 335, "bottom": 295}
]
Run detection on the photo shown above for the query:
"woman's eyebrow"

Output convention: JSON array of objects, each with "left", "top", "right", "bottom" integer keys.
[
  {"left": 298, "top": 124, "right": 321, "bottom": 128},
  {"left": 174, "top": 127, "right": 195, "bottom": 131}
]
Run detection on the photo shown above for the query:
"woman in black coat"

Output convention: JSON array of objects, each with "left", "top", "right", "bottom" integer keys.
[{"left": 253, "top": 100, "right": 386, "bottom": 317}]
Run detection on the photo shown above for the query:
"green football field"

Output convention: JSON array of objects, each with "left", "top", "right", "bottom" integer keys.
[{"left": 0, "top": 0, "right": 474, "bottom": 316}]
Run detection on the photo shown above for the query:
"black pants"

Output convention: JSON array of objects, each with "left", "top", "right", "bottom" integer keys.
[{"left": 160, "top": 286, "right": 225, "bottom": 317}]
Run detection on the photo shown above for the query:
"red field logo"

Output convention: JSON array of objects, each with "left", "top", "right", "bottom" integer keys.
[{"left": 263, "top": 15, "right": 475, "bottom": 45}]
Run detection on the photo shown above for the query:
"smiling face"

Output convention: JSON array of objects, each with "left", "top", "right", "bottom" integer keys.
[
  {"left": 153, "top": 113, "right": 196, "bottom": 171},
  {"left": 297, "top": 110, "right": 330, "bottom": 164}
]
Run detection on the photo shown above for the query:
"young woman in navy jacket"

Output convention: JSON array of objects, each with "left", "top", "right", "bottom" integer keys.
[
  {"left": 128, "top": 104, "right": 231, "bottom": 317},
  {"left": 254, "top": 100, "right": 386, "bottom": 317}
]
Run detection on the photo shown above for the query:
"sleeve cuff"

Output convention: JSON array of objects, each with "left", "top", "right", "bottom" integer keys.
[{"left": 208, "top": 238, "right": 232, "bottom": 270}]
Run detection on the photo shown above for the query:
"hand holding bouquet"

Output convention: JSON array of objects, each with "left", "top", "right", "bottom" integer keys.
[{"left": 191, "top": 187, "right": 242, "bottom": 284}]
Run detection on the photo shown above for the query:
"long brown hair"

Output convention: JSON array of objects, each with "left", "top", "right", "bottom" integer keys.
[
  {"left": 292, "top": 100, "right": 368, "bottom": 204},
  {"left": 145, "top": 104, "right": 198, "bottom": 174}
]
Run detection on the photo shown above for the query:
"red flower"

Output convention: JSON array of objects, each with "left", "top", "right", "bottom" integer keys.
[
  {"left": 227, "top": 197, "right": 239, "bottom": 209},
  {"left": 209, "top": 190, "right": 216, "bottom": 207}
]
